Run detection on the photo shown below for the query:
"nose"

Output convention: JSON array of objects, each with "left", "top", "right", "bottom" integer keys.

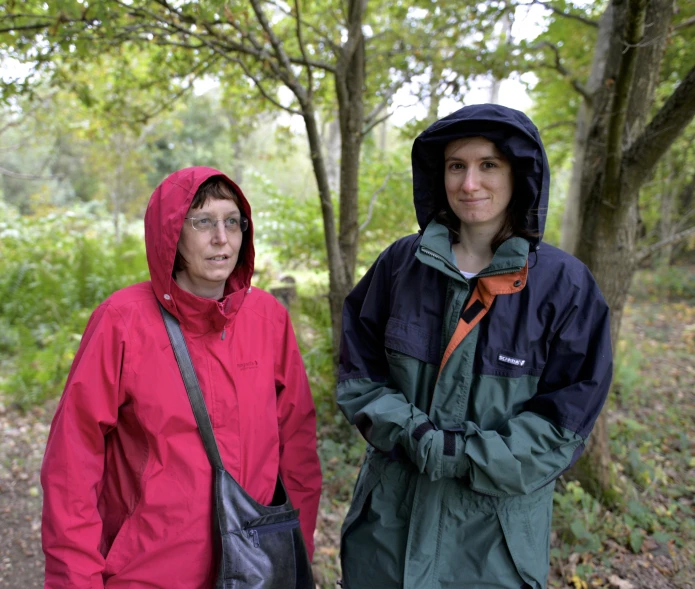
[
  {"left": 462, "top": 168, "right": 481, "bottom": 193},
  {"left": 211, "top": 221, "right": 228, "bottom": 244}
]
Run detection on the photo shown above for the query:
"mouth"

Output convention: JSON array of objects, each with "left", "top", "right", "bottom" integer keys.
[{"left": 207, "top": 255, "right": 231, "bottom": 262}]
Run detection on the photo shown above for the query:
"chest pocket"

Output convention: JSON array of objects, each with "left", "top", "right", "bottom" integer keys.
[{"left": 384, "top": 317, "right": 440, "bottom": 365}]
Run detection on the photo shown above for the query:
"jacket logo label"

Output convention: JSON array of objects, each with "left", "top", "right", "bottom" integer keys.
[
  {"left": 237, "top": 360, "right": 259, "bottom": 370},
  {"left": 498, "top": 354, "right": 525, "bottom": 367}
]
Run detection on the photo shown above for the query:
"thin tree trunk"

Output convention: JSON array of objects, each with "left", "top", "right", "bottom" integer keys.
[
  {"left": 488, "top": 11, "right": 512, "bottom": 105},
  {"left": 336, "top": 0, "right": 366, "bottom": 290},
  {"left": 325, "top": 117, "right": 341, "bottom": 193},
  {"left": 301, "top": 105, "right": 352, "bottom": 363},
  {"left": 428, "top": 61, "right": 444, "bottom": 122}
]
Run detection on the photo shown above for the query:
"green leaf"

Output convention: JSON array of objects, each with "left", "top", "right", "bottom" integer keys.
[
  {"left": 570, "top": 519, "right": 589, "bottom": 540},
  {"left": 629, "top": 529, "right": 644, "bottom": 554}
]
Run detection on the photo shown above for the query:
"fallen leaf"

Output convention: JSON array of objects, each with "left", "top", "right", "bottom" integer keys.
[{"left": 608, "top": 574, "right": 635, "bottom": 589}]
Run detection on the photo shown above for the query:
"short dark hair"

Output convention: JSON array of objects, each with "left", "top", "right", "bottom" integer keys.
[{"left": 173, "top": 177, "right": 244, "bottom": 275}]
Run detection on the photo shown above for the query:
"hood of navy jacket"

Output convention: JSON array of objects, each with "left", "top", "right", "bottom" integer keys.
[
  {"left": 412, "top": 103, "right": 550, "bottom": 247},
  {"left": 144, "top": 166, "right": 255, "bottom": 332}
]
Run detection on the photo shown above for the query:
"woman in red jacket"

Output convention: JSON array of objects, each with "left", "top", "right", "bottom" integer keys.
[{"left": 41, "top": 167, "right": 322, "bottom": 589}]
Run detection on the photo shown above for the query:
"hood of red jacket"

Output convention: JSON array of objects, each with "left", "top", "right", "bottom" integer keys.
[{"left": 144, "top": 166, "right": 255, "bottom": 332}]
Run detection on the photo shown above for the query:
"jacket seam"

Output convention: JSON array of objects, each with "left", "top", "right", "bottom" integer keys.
[{"left": 103, "top": 302, "right": 134, "bottom": 404}]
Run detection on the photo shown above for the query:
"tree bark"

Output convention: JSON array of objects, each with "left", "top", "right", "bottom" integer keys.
[
  {"left": 560, "top": 5, "right": 614, "bottom": 253},
  {"left": 570, "top": 0, "right": 685, "bottom": 502},
  {"left": 428, "top": 61, "right": 444, "bottom": 122},
  {"left": 336, "top": 0, "right": 366, "bottom": 290},
  {"left": 301, "top": 104, "right": 352, "bottom": 364},
  {"left": 325, "top": 117, "right": 341, "bottom": 193}
]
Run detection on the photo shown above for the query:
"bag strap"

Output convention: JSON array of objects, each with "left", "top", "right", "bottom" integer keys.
[{"left": 159, "top": 302, "right": 225, "bottom": 471}]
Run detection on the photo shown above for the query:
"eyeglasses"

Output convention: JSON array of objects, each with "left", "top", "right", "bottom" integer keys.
[{"left": 185, "top": 215, "right": 249, "bottom": 233}]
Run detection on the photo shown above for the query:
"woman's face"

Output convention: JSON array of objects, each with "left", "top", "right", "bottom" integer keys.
[
  {"left": 175, "top": 198, "right": 244, "bottom": 299},
  {"left": 444, "top": 136, "right": 513, "bottom": 234}
]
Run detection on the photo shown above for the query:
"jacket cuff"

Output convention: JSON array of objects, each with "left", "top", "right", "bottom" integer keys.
[{"left": 440, "top": 432, "right": 470, "bottom": 480}]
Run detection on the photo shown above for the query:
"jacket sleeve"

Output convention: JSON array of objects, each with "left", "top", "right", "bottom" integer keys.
[
  {"left": 41, "top": 303, "right": 127, "bottom": 589},
  {"left": 420, "top": 270, "right": 614, "bottom": 495},
  {"left": 337, "top": 248, "right": 439, "bottom": 473},
  {"left": 274, "top": 305, "right": 322, "bottom": 560}
]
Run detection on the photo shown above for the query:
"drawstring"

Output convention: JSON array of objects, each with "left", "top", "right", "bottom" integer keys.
[{"left": 221, "top": 329, "right": 226, "bottom": 341}]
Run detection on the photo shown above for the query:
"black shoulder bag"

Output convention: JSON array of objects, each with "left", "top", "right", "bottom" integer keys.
[{"left": 159, "top": 303, "right": 314, "bottom": 589}]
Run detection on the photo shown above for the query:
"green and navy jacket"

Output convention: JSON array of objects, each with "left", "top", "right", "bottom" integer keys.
[{"left": 337, "top": 104, "right": 613, "bottom": 589}]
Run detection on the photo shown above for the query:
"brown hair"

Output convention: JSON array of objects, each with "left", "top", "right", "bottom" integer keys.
[{"left": 173, "top": 177, "right": 244, "bottom": 275}]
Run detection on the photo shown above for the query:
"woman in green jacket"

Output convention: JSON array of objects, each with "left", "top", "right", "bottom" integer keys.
[{"left": 337, "top": 104, "right": 613, "bottom": 589}]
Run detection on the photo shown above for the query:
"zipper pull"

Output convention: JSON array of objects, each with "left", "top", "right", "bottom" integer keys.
[
  {"left": 248, "top": 529, "right": 259, "bottom": 547},
  {"left": 221, "top": 329, "right": 226, "bottom": 341}
]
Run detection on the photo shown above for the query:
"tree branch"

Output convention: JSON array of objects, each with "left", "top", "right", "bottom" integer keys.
[
  {"left": 359, "top": 171, "right": 391, "bottom": 232},
  {"left": 0, "top": 22, "right": 55, "bottom": 34},
  {"left": 294, "top": 0, "right": 313, "bottom": 96},
  {"left": 532, "top": 41, "right": 592, "bottom": 102},
  {"left": 673, "top": 14, "right": 695, "bottom": 32},
  {"left": 540, "top": 119, "right": 577, "bottom": 132},
  {"left": 265, "top": 0, "right": 341, "bottom": 53},
  {"left": 519, "top": 0, "right": 598, "bottom": 27},
  {"left": 248, "top": 0, "right": 305, "bottom": 101},
  {"left": 624, "top": 62, "right": 695, "bottom": 194},
  {"left": 637, "top": 225, "right": 695, "bottom": 262},
  {"left": 133, "top": 59, "right": 217, "bottom": 123},
  {"left": 231, "top": 57, "right": 302, "bottom": 115},
  {"left": 363, "top": 76, "right": 410, "bottom": 127},
  {"left": 362, "top": 111, "right": 394, "bottom": 137},
  {"left": 0, "top": 165, "right": 62, "bottom": 180}
]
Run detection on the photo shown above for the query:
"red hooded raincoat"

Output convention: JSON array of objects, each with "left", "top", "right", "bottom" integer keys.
[{"left": 41, "top": 167, "right": 322, "bottom": 588}]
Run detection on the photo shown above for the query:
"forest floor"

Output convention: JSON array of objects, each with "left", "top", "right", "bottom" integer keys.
[{"left": 1, "top": 298, "right": 694, "bottom": 589}]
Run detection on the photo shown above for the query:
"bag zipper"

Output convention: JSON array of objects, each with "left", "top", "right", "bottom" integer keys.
[{"left": 247, "top": 519, "right": 299, "bottom": 548}]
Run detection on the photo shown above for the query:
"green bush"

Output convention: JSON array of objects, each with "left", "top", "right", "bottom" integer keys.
[
  {"left": 0, "top": 201, "right": 148, "bottom": 408},
  {"left": 630, "top": 265, "right": 695, "bottom": 301}
]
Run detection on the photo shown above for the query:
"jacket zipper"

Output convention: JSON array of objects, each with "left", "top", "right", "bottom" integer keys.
[
  {"left": 247, "top": 519, "right": 299, "bottom": 548},
  {"left": 420, "top": 247, "right": 461, "bottom": 274},
  {"left": 421, "top": 246, "right": 522, "bottom": 279}
]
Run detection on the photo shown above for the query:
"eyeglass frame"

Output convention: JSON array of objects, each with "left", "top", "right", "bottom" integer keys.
[{"left": 184, "top": 215, "right": 249, "bottom": 233}]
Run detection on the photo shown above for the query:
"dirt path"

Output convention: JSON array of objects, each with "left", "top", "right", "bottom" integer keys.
[{"left": 0, "top": 400, "right": 54, "bottom": 588}]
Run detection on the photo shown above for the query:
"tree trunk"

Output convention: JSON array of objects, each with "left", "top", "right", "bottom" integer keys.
[
  {"left": 325, "top": 117, "right": 341, "bottom": 193},
  {"left": 570, "top": 0, "right": 679, "bottom": 502},
  {"left": 428, "top": 61, "right": 444, "bottom": 122},
  {"left": 488, "top": 11, "right": 512, "bottom": 105},
  {"left": 336, "top": 0, "right": 366, "bottom": 290},
  {"left": 232, "top": 138, "right": 244, "bottom": 186},
  {"left": 560, "top": 5, "right": 614, "bottom": 254},
  {"left": 301, "top": 105, "right": 352, "bottom": 365}
]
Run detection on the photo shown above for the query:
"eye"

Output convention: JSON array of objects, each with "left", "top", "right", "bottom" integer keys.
[
  {"left": 197, "top": 217, "right": 213, "bottom": 227},
  {"left": 224, "top": 217, "right": 240, "bottom": 227},
  {"left": 482, "top": 161, "right": 497, "bottom": 169},
  {"left": 449, "top": 162, "right": 465, "bottom": 170}
]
